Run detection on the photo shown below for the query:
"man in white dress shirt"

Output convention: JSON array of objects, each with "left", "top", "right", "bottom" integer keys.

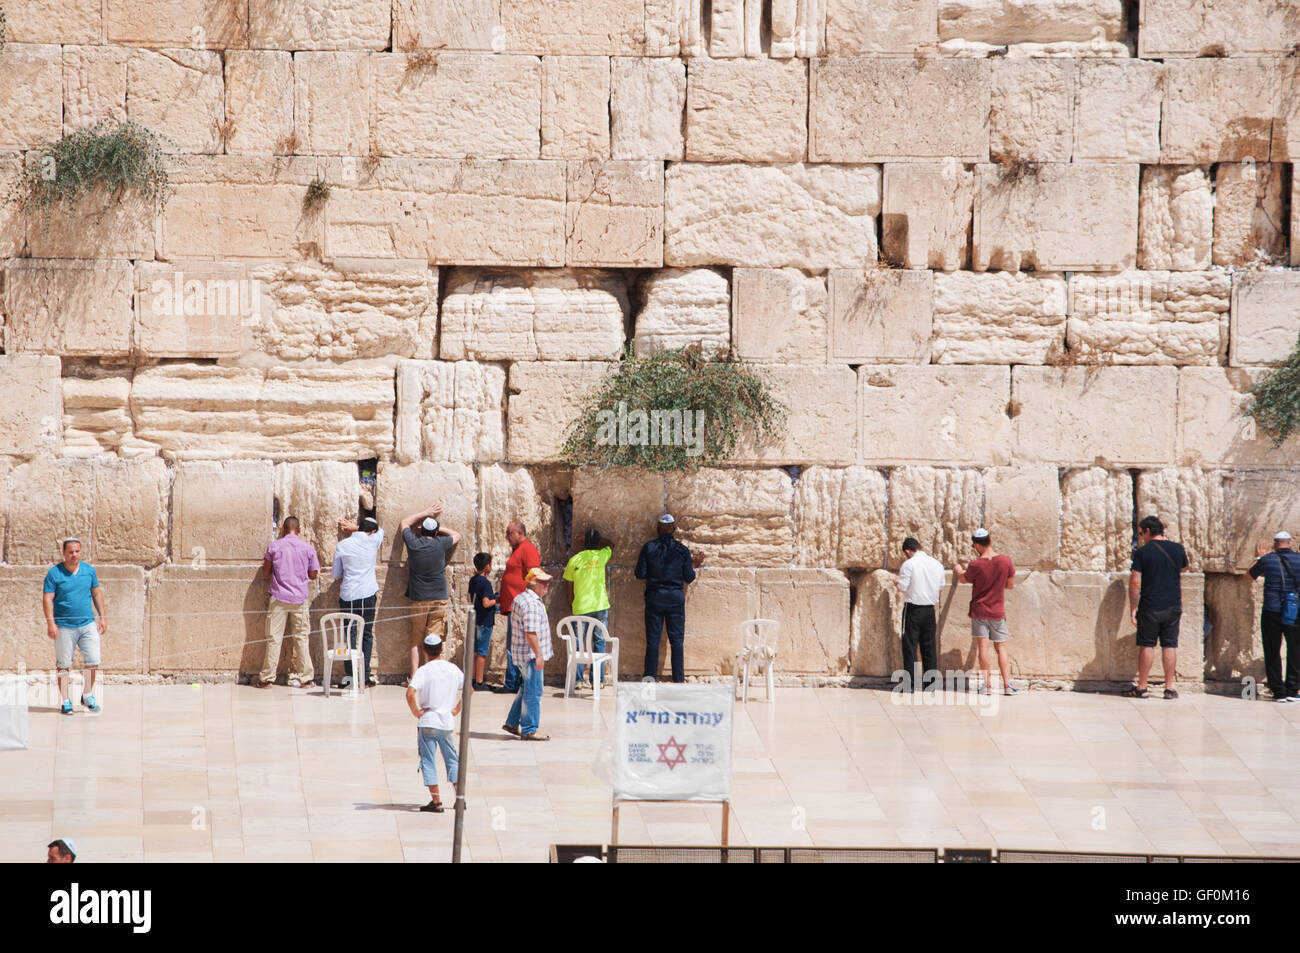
[
  {"left": 897, "top": 537, "right": 945, "bottom": 692},
  {"left": 333, "top": 516, "right": 384, "bottom": 686}
]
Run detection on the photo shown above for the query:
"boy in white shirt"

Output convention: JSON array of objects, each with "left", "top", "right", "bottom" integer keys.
[{"left": 405, "top": 634, "right": 464, "bottom": 813}]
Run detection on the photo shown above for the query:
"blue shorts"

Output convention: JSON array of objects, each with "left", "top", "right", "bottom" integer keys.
[{"left": 474, "top": 623, "right": 494, "bottom": 658}]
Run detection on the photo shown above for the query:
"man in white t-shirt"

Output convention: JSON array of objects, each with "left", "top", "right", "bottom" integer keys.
[
  {"left": 897, "top": 537, "right": 945, "bottom": 692},
  {"left": 405, "top": 634, "right": 464, "bottom": 813},
  {"left": 334, "top": 516, "right": 385, "bottom": 686}
]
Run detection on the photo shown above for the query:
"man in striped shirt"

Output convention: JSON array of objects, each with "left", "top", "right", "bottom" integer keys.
[{"left": 502, "top": 567, "right": 554, "bottom": 742}]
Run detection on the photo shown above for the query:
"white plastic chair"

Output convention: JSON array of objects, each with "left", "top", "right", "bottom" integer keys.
[
  {"left": 321, "top": 612, "right": 366, "bottom": 698},
  {"left": 736, "top": 619, "right": 780, "bottom": 704},
  {"left": 557, "top": 615, "right": 618, "bottom": 703}
]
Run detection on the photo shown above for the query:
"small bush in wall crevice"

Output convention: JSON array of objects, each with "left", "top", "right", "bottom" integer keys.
[{"left": 1245, "top": 335, "right": 1300, "bottom": 447}]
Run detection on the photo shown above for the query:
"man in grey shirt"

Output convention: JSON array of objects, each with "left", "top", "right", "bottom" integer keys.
[{"left": 400, "top": 502, "right": 462, "bottom": 679}]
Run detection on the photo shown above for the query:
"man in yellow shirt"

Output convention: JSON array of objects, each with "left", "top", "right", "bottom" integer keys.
[{"left": 563, "top": 529, "right": 612, "bottom": 687}]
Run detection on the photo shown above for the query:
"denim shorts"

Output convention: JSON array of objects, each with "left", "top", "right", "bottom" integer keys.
[
  {"left": 55, "top": 623, "right": 100, "bottom": 669},
  {"left": 418, "top": 726, "right": 459, "bottom": 786},
  {"left": 474, "top": 624, "right": 494, "bottom": 658}
]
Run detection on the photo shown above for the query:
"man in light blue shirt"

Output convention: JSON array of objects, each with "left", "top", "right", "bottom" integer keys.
[
  {"left": 333, "top": 517, "right": 384, "bottom": 686},
  {"left": 42, "top": 538, "right": 106, "bottom": 715}
]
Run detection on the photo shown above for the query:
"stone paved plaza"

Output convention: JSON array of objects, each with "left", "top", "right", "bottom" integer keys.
[{"left": 4, "top": 681, "right": 1300, "bottom": 862}]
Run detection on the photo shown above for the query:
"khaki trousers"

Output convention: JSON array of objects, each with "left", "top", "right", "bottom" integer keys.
[
  {"left": 261, "top": 598, "right": 314, "bottom": 684},
  {"left": 410, "top": 599, "right": 453, "bottom": 658}
]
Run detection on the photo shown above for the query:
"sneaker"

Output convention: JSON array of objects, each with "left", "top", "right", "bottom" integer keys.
[
  {"left": 1003, "top": 684, "right": 1018, "bottom": 696},
  {"left": 81, "top": 694, "right": 101, "bottom": 712},
  {"left": 1275, "top": 695, "right": 1294, "bottom": 703},
  {"left": 60, "top": 700, "right": 73, "bottom": 715},
  {"left": 979, "top": 682, "right": 993, "bottom": 695},
  {"left": 366, "top": 676, "right": 378, "bottom": 687}
]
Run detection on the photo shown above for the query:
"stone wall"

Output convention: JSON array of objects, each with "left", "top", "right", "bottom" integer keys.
[{"left": 1, "top": 0, "right": 1299, "bottom": 686}]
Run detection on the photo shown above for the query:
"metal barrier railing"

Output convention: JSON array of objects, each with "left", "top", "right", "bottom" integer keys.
[{"left": 550, "top": 844, "right": 1300, "bottom": 864}]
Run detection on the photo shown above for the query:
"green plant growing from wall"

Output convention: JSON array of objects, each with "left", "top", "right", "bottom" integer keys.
[
  {"left": 560, "top": 344, "right": 787, "bottom": 472},
  {"left": 1244, "top": 335, "right": 1300, "bottom": 447},
  {"left": 303, "top": 176, "right": 331, "bottom": 212}
]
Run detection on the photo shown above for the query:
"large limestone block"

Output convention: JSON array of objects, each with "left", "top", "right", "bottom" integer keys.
[
  {"left": 565, "top": 161, "right": 664, "bottom": 267},
  {"left": 973, "top": 163, "right": 1138, "bottom": 272},
  {"left": 825, "top": 0, "right": 938, "bottom": 54},
  {"left": 249, "top": 260, "right": 437, "bottom": 362},
  {"left": 1225, "top": 471, "right": 1300, "bottom": 572},
  {"left": 1137, "top": 166, "right": 1213, "bottom": 271},
  {"left": 1176, "top": 367, "right": 1300, "bottom": 468},
  {"left": 635, "top": 568, "right": 761, "bottom": 678},
  {"left": 828, "top": 269, "right": 932, "bottom": 364},
  {"left": 0, "top": 567, "right": 146, "bottom": 675},
  {"left": 793, "top": 466, "right": 888, "bottom": 570},
  {"left": 5, "top": 0, "right": 100, "bottom": 44},
  {"left": 610, "top": 57, "right": 685, "bottom": 161},
  {"left": 0, "top": 156, "right": 24, "bottom": 259},
  {"left": 62, "top": 46, "right": 130, "bottom": 131},
  {"left": 542, "top": 56, "right": 610, "bottom": 160},
  {"left": 756, "top": 569, "right": 851, "bottom": 674},
  {"left": 293, "top": 52, "right": 370, "bottom": 156},
  {"left": 8, "top": 458, "right": 169, "bottom": 566},
  {"left": 571, "top": 468, "right": 666, "bottom": 565},
  {"left": 737, "top": 366, "right": 857, "bottom": 466},
  {"left": 859, "top": 366, "right": 1012, "bottom": 467},
  {"left": 326, "top": 159, "right": 566, "bottom": 265},
  {"left": 1204, "top": 573, "right": 1265, "bottom": 683},
  {"left": 126, "top": 49, "right": 224, "bottom": 154},
  {"left": 371, "top": 54, "right": 540, "bottom": 159},
  {"left": 4, "top": 259, "right": 133, "bottom": 357},
  {"left": 685, "top": 58, "right": 807, "bottom": 162},
  {"left": 664, "top": 468, "right": 794, "bottom": 567},
  {"left": 25, "top": 179, "right": 156, "bottom": 260},
  {"left": 130, "top": 364, "right": 395, "bottom": 460},
  {"left": 506, "top": 361, "right": 614, "bottom": 462},
  {"left": 983, "top": 466, "right": 1060, "bottom": 571},
  {"left": 1135, "top": 468, "right": 1229, "bottom": 573},
  {"left": 881, "top": 161, "right": 975, "bottom": 271},
  {"left": 1160, "top": 60, "right": 1279, "bottom": 164},
  {"left": 173, "top": 461, "right": 275, "bottom": 564},
  {"left": 732, "top": 268, "right": 828, "bottom": 364},
  {"left": 634, "top": 268, "right": 729, "bottom": 357},
  {"left": 886, "top": 467, "right": 983, "bottom": 570},
  {"left": 1231, "top": 272, "right": 1300, "bottom": 368},
  {"left": 273, "top": 461, "right": 363, "bottom": 565},
  {"left": 1213, "top": 163, "right": 1288, "bottom": 267},
  {"left": 1059, "top": 468, "right": 1132, "bottom": 572},
  {"left": 1073, "top": 60, "right": 1163, "bottom": 164},
  {"left": 1139, "top": 0, "right": 1300, "bottom": 56},
  {"left": 0, "top": 355, "right": 62, "bottom": 459},
  {"left": 989, "top": 59, "right": 1075, "bottom": 164},
  {"left": 134, "top": 261, "right": 253, "bottom": 359},
  {"left": 665, "top": 163, "right": 880, "bottom": 268},
  {"left": 809, "top": 58, "right": 989, "bottom": 162},
  {"left": 0, "top": 45, "right": 62, "bottom": 149},
  {"left": 248, "top": 0, "right": 391, "bottom": 50},
  {"left": 938, "top": 0, "right": 1123, "bottom": 42},
  {"left": 708, "top": 0, "right": 747, "bottom": 57},
  {"left": 224, "top": 51, "right": 293, "bottom": 154},
  {"left": 1012, "top": 366, "right": 1177, "bottom": 466},
  {"left": 441, "top": 268, "right": 626, "bottom": 362},
  {"left": 644, "top": 0, "right": 699, "bottom": 57},
  {"left": 374, "top": 461, "right": 476, "bottom": 566},
  {"left": 395, "top": 360, "right": 506, "bottom": 464},
  {"left": 146, "top": 566, "right": 267, "bottom": 675},
  {"left": 850, "top": 570, "right": 904, "bottom": 676},
  {"left": 63, "top": 374, "right": 147, "bottom": 458},
  {"left": 477, "top": 464, "right": 561, "bottom": 568},
  {"left": 499, "top": 0, "right": 647, "bottom": 55},
  {"left": 106, "top": 0, "right": 247, "bottom": 47},
  {"left": 1066, "top": 271, "right": 1228, "bottom": 366},
  {"left": 931, "top": 271, "right": 1067, "bottom": 365},
  {"left": 395, "top": 0, "right": 504, "bottom": 52}
]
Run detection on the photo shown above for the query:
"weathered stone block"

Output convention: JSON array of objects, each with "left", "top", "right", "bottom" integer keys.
[
  {"left": 134, "top": 261, "right": 251, "bottom": 360},
  {"left": 499, "top": 0, "right": 647, "bottom": 55},
  {"left": 825, "top": 0, "right": 938, "bottom": 54},
  {"left": 126, "top": 49, "right": 224, "bottom": 154},
  {"left": 983, "top": 466, "right": 1060, "bottom": 571},
  {"left": 566, "top": 161, "right": 664, "bottom": 267},
  {"left": 0, "top": 45, "right": 63, "bottom": 150},
  {"left": 1137, "top": 166, "right": 1213, "bottom": 271},
  {"left": 371, "top": 54, "right": 540, "bottom": 159},
  {"left": 506, "top": 361, "right": 613, "bottom": 462},
  {"left": 850, "top": 569, "right": 904, "bottom": 677},
  {"left": 859, "top": 366, "right": 1012, "bottom": 467},
  {"left": 1176, "top": 367, "right": 1300, "bottom": 468},
  {"left": 1012, "top": 366, "right": 1177, "bottom": 466},
  {"left": 737, "top": 366, "right": 857, "bottom": 466},
  {"left": 542, "top": 56, "right": 610, "bottom": 160},
  {"left": 886, "top": 467, "right": 983, "bottom": 570},
  {"left": 273, "top": 461, "right": 363, "bottom": 566},
  {"left": 666, "top": 163, "right": 880, "bottom": 268},
  {"left": 1139, "top": 0, "right": 1300, "bottom": 57},
  {"left": 1231, "top": 272, "right": 1300, "bottom": 368},
  {"left": 685, "top": 58, "right": 807, "bottom": 162},
  {"left": 224, "top": 51, "right": 293, "bottom": 155},
  {"left": 571, "top": 468, "right": 666, "bottom": 565},
  {"left": 793, "top": 466, "right": 888, "bottom": 569},
  {"left": 374, "top": 461, "right": 476, "bottom": 566},
  {"left": 756, "top": 569, "right": 851, "bottom": 674},
  {"left": 810, "top": 58, "right": 989, "bottom": 162},
  {"left": 732, "top": 268, "right": 828, "bottom": 364},
  {"left": 932, "top": 271, "right": 1067, "bottom": 365},
  {"left": 1066, "top": 271, "right": 1228, "bottom": 365},
  {"left": 1225, "top": 471, "right": 1300, "bottom": 571},
  {"left": 706, "top": 0, "right": 747, "bottom": 57},
  {"left": 63, "top": 374, "right": 147, "bottom": 458},
  {"left": 0, "top": 355, "right": 62, "bottom": 459},
  {"left": 610, "top": 56, "right": 685, "bottom": 160},
  {"left": 665, "top": 469, "right": 794, "bottom": 566},
  {"left": 634, "top": 268, "right": 729, "bottom": 357},
  {"left": 645, "top": 0, "right": 698, "bottom": 57},
  {"left": 828, "top": 269, "right": 933, "bottom": 364},
  {"left": 62, "top": 46, "right": 130, "bottom": 131},
  {"left": 636, "top": 567, "right": 760, "bottom": 678},
  {"left": 1213, "top": 163, "right": 1288, "bottom": 267},
  {"left": 1160, "top": 59, "right": 1279, "bottom": 164},
  {"left": 477, "top": 464, "right": 561, "bottom": 568},
  {"left": 973, "top": 162, "right": 1138, "bottom": 272},
  {"left": 173, "top": 461, "right": 275, "bottom": 564},
  {"left": 25, "top": 181, "right": 156, "bottom": 260},
  {"left": 880, "top": 161, "right": 974, "bottom": 272},
  {"left": 1073, "top": 60, "right": 1162, "bottom": 164},
  {"left": 1059, "top": 468, "right": 1132, "bottom": 572},
  {"left": 293, "top": 52, "right": 370, "bottom": 156},
  {"left": 248, "top": 0, "right": 391, "bottom": 50},
  {"left": 1204, "top": 573, "right": 1265, "bottom": 683},
  {"left": 147, "top": 565, "right": 268, "bottom": 675},
  {"left": 8, "top": 458, "right": 169, "bottom": 566},
  {"left": 5, "top": 0, "right": 101, "bottom": 45},
  {"left": 107, "top": 0, "right": 247, "bottom": 47},
  {"left": 395, "top": 360, "right": 506, "bottom": 464},
  {"left": 990, "top": 59, "right": 1075, "bottom": 164},
  {"left": 395, "top": 0, "right": 503, "bottom": 51},
  {"left": 938, "top": 0, "right": 1123, "bottom": 42},
  {"left": 4, "top": 259, "right": 133, "bottom": 357},
  {"left": 0, "top": 156, "right": 24, "bottom": 260},
  {"left": 1135, "top": 468, "right": 1229, "bottom": 573}
]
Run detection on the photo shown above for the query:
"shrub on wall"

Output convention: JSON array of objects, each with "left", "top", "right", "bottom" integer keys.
[
  {"left": 1245, "top": 335, "right": 1300, "bottom": 447},
  {"left": 561, "top": 344, "right": 787, "bottom": 472}
]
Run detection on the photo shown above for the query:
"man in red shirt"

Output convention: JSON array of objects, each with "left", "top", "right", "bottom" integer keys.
[
  {"left": 494, "top": 521, "right": 540, "bottom": 693},
  {"left": 952, "top": 528, "right": 1017, "bottom": 696}
]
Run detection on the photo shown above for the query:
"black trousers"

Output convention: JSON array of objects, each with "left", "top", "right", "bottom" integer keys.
[
  {"left": 901, "top": 603, "right": 938, "bottom": 692},
  {"left": 644, "top": 591, "right": 686, "bottom": 683},
  {"left": 1262, "top": 609, "right": 1300, "bottom": 699},
  {"left": 340, "top": 594, "right": 377, "bottom": 684}
]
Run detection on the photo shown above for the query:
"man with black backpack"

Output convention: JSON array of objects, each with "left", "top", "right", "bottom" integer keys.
[
  {"left": 1249, "top": 531, "right": 1300, "bottom": 703},
  {"left": 1127, "top": 515, "right": 1189, "bottom": 700}
]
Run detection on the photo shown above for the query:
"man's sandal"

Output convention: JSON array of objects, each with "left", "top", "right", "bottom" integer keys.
[
  {"left": 419, "top": 800, "right": 445, "bottom": 813},
  {"left": 1163, "top": 688, "right": 1179, "bottom": 700},
  {"left": 1125, "top": 685, "right": 1151, "bottom": 698}
]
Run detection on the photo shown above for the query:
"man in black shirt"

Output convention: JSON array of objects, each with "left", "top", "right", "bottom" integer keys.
[
  {"left": 1127, "top": 515, "right": 1189, "bottom": 700},
  {"left": 1248, "top": 531, "right": 1300, "bottom": 702},
  {"left": 635, "top": 514, "right": 703, "bottom": 682}
]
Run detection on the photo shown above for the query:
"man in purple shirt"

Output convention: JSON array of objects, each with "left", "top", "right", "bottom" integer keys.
[{"left": 256, "top": 516, "right": 320, "bottom": 689}]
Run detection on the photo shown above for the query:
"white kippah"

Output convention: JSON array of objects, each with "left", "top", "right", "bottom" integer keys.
[{"left": 972, "top": 528, "right": 990, "bottom": 540}]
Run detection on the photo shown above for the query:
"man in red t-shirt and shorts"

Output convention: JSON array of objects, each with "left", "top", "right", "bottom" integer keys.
[{"left": 953, "top": 528, "right": 1018, "bottom": 696}]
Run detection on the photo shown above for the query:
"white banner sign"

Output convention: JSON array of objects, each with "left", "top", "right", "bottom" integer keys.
[{"left": 611, "top": 682, "right": 733, "bottom": 802}]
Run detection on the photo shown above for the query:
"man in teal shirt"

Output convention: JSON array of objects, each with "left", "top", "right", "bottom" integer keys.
[
  {"left": 563, "top": 529, "right": 612, "bottom": 687},
  {"left": 42, "top": 538, "right": 107, "bottom": 715}
]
